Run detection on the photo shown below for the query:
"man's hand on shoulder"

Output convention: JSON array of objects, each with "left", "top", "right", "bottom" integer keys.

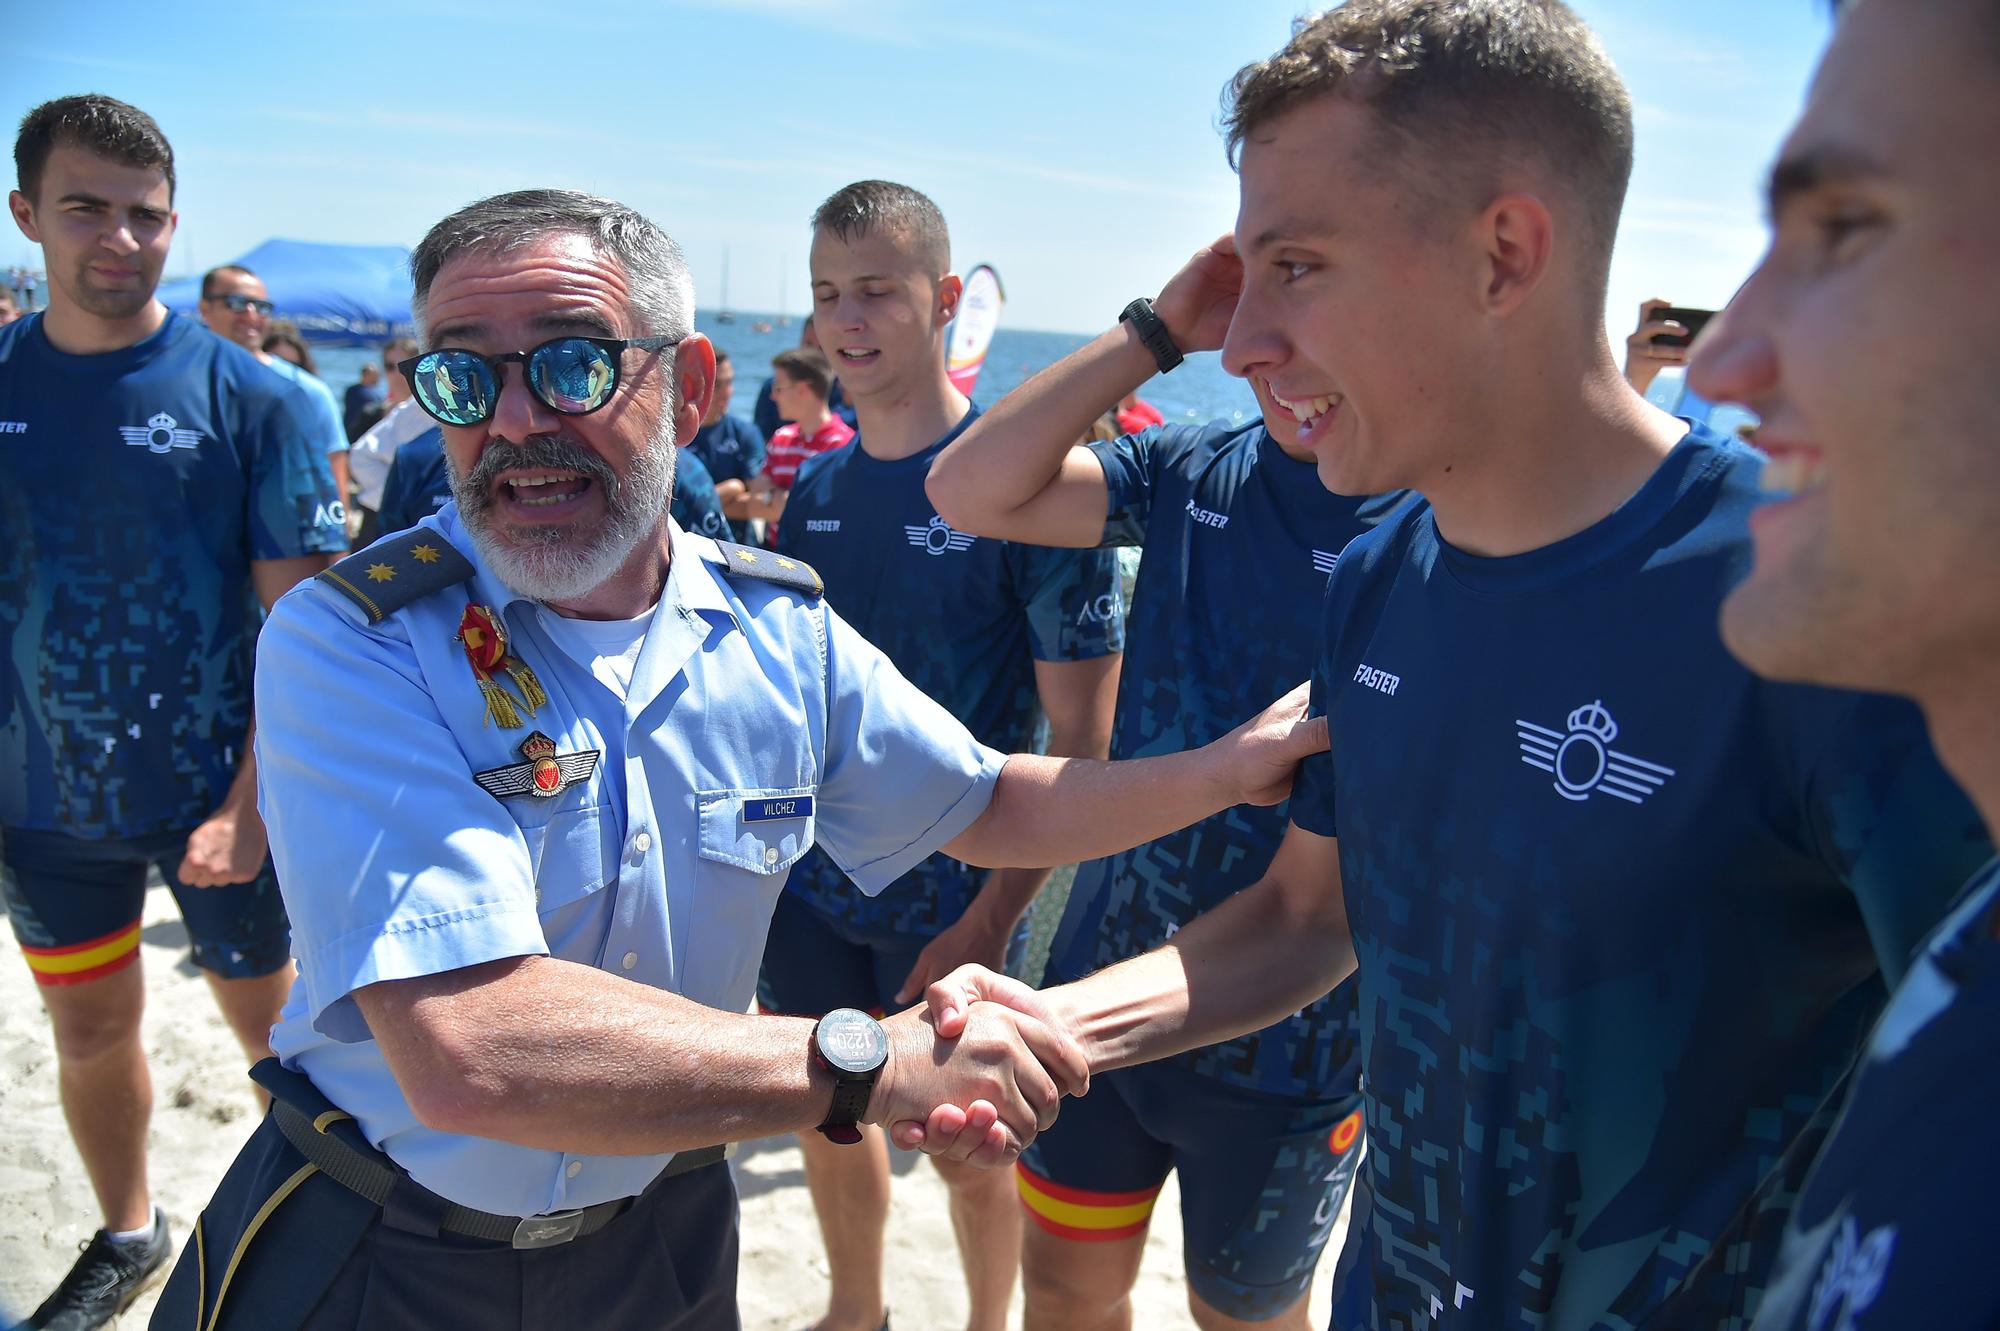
[{"left": 1203, "top": 682, "right": 1330, "bottom": 808}]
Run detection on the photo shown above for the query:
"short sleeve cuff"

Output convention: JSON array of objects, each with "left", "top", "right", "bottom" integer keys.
[
  {"left": 301, "top": 900, "right": 549, "bottom": 1042},
  {"left": 841, "top": 744, "right": 1007, "bottom": 895}
]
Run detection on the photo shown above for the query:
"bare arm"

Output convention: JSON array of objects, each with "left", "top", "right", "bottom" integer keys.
[
  {"left": 354, "top": 953, "right": 1088, "bottom": 1163},
  {"left": 904, "top": 823, "right": 1352, "bottom": 1156},
  {"left": 714, "top": 477, "right": 751, "bottom": 520},
  {"left": 896, "top": 653, "right": 1124, "bottom": 1002},
  {"left": 927, "top": 237, "right": 1246, "bottom": 548},
  {"left": 943, "top": 682, "right": 1324, "bottom": 871},
  {"left": 180, "top": 553, "right": 336, "bottom": 887}
]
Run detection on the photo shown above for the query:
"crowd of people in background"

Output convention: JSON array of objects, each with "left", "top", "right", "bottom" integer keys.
[{"left": 7, "top": 2, "right": 2000, "bottom": 1330}]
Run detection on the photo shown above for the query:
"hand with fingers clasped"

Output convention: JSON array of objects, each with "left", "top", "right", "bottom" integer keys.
[
  {"left": 886, "top": 966, "right": 1079, "bottom": 1157},
  {"left": 870, "top": 993, "right": 1088, "bottom": 1167}
]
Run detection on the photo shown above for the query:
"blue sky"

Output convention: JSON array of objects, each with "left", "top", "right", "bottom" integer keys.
[{"left": 12, "top": 1, "right": 1827, "bottom": 336}]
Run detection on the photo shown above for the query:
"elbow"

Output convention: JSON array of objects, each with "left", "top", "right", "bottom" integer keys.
[
  {"left": 385, "top": 1013, "right": 515, "bottom": 1139},
  {"left": 924, "top": 463, "right": 976, "bottom": 532}
]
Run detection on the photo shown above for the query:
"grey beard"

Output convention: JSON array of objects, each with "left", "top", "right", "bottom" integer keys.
[{"left": 448, "top": 425, "right": 675, "bottom": 603}]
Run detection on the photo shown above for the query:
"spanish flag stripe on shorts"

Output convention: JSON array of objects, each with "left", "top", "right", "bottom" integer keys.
[
  {"left": 20, "top": 920, "right": 142, "bottom": 985},
  {"left": 1016, "top": 1162, "right": 1161, "bottom": 1241}
]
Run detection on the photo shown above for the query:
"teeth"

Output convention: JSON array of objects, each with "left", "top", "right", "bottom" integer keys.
[
  {"left": 1759, "top": 453, "right": 1826, "bottom": 497},
  {"left": 839, "top": 349, "right": 874, "bottom": 360},
  {"left": 510, "top": 473, "right": 578, "bottom": 488},
  {"left": 1271, "top": 390, "right": 1343, "bottom": 425}
]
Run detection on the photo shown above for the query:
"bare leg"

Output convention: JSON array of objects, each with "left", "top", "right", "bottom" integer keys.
[
  {"left": 1020, "top": 1215, "right": 1149, "bottom": 1331},
  {"left": 797, "top": 1123, "right": 891, "bottom": 1331},
  {"left": 203, "top": 961, "right": 293, "bottom": 1110},
  {"left": 930, "top": 1153, "right": 1023, "bottom": 1331},
  {"left": 39, "top": 960, "right": 153, "bottom": 1232},
  {"left": 1191, "top": 1288, "right": 1316, "bottom": 1331}
]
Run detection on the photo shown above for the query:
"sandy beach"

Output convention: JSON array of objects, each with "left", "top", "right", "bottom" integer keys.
[{"left": 0, "top": 883, "right": 1338, "bottom": 1328}]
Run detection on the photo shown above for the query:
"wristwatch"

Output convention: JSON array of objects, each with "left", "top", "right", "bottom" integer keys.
[
  {"left": 1119, "top": 297, "right": 1185, "bottom": 375},
  {"left": 810, "top": 1008, "right": 889, "bottom": 1145}
]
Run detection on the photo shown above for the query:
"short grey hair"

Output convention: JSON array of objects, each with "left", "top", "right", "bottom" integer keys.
[{"left": 409, "top": 189, "right": 694, "bottom": 343}]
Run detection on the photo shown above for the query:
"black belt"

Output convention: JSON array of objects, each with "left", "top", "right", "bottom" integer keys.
[{"left": 272, "top": 1098, "right": 729, "bottom": 1249}]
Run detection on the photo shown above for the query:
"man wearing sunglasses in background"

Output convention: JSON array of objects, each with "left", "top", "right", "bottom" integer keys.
[
  {"left": 197, "top": 264, "right": 352, "bottom": 524},
  {"left": 154, "top": 187, "right": 1331, "bottom": 1330},
  {"left": 2, "top": 95, "right": 345, "bottom": 1331}
]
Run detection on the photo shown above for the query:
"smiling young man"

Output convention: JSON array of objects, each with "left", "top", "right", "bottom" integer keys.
[
  {"left": 197, "top": 263, "right": 352, "bottom": 515},
  {"left": 1, "top": 94, "right": 344, "bottom": 1331},
  {"left": 1669, "top": 3, "right": 2000, "bottom": 1327},
  {"left": 757, "top": 179, "right": 1125, "bottom": 1331},
  {"left": 905, "top": 4, "right": 1992, "bottom": 1328},
  {"left": 927, "top": 255, "right": 1405, "bottom": 1331}
]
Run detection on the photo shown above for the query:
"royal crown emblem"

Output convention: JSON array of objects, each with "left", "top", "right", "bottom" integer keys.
[
  {"left": 118, "top": 410, "right": 202, "bottom": 454},
  {"left": 472, "top": 730, "right": 600, "bottom": 801},
  {"left": 904, "top": 514, "right": 977, "bottom": 556},
  {"left": 1515, "top": 699, "right": 1675, "bottom": 806}
]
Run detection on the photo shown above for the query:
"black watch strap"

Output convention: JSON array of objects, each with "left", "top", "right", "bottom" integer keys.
[
  {"left": 811, "top": 1008, "right": 887, "bottom": 1146},
  {"left": 1120, "top": 297, "right": 1185, "bottom": 374},
  {"left": 818, "top": 1079, "right": 873, "bottom": 1146}
]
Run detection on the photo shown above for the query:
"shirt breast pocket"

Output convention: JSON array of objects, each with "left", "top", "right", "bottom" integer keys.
[
  {"left": 696, "top": 786, "right": 817, "bottom": 878},
  {"left": 519, "top": 803, "right": 612, "bottom": 914}
]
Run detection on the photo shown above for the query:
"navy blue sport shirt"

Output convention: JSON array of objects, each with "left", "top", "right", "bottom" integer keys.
[
  {"left": 1047, "top": 419, "right": 1405, "bottom": 1097},
  {"left": 774, "top": 408, "right": 1125, "bottom": 936},
  {"left": 1288, "top": 425, "right": 1992, "bottom": 1330},
  {"left": 0, "top": 311, "right": 347, "bottom": 838},
  {"left": 686, "top": 413, "right": 764, "bottom": 544},
  {"left": 1746, "top": 858, "right": 2000, "bottom": 1331}
]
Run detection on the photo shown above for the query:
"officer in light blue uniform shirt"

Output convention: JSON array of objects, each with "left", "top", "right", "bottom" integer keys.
[{"left": 156, "top": 189, "right": 1329, "bottom": 1331}]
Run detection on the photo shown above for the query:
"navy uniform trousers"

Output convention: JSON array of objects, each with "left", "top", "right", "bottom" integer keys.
[{"left": 152, "top": 1064, "right": 739, "bottom": 1330}]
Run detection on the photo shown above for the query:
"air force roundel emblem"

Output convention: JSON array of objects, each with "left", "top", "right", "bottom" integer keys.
[
  {"left": 1515, "top": 700, "right": 1675, "bottom": 805},
  {"left": 474, "top": 731, "right": 600, "bottom": 800}
]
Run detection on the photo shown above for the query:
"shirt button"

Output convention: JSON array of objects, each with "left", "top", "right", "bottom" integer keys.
[
  {"left": 566, "top": 1161, "right": 582, "bottom": 1179},
  {"left": 621, "top": 951, "right": 638, "bottom": 970},
  {"left": 633, "top": 831, "right": 652, "bottom": 854},
  {"left": 764, "top": 847, "right": 779, "bottom": 865}
]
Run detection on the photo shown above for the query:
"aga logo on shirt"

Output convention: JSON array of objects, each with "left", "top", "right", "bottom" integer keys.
[
  {"left": 118, "top": 411, "right": 202, "bottom": 454},
  {"left": 1515, "top": 699, "right": 1676, "bottom": 806},
  {"left": 905, "top": 514, "right": 977, "bottom": 556}
]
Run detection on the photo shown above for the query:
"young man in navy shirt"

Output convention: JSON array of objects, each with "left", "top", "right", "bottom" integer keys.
[
  {"left": 1, "top": 95, "right": 344, "bottom": 1330},
  {"left": 685, "top": 349, "right": 765, "bottom": 543},
  {"left": 1680, "top": 3, "right": 2000, "bottom": 1327},
  {"left": 760, "top": 179, "right": 1124, "bottom": 1331},
  {"left": 929, "top": 264, "right": 1403, "bottom": 1329},
  {"left": 907, "top": 6, "right": 1990, "bottom": 1328}
]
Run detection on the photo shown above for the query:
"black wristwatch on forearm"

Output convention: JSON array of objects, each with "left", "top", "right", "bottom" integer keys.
[
  {"left": 810, "top": 1008, "right": 889, "bottom": 1145},
  {"left": 1120, "top": 297, "right": 1185, "bottom": 374}
]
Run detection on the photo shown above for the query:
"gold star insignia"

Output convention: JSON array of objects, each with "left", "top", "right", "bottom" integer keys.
[
  {"left": 410, "top": 543, "right": 441, "bottom": 565},
  {"left": 735, "top": 549, "right": 759, "bottom": 564},
  {"left": 366, "top": 562, "right": 396, "bottom": 583},
  {"left": 777, "top": 558, "right": 797, "bottom": 570}
]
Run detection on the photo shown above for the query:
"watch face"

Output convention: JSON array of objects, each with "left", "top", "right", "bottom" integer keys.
[{"left": 817, "top": 1008, "right": 888, "bottom": 1076}]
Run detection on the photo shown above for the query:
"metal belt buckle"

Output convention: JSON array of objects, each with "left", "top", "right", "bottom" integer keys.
[{"left": 512, "top": 1207, "right": 587, "bottom": 1249}]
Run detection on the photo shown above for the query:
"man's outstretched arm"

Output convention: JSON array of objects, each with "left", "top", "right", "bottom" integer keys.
[
  {"left": 903, "top": 821, "right": 1353, "bottom": 1155},
  {"left": 941, "top": 682, "right": 1326, "bottom": 871}
]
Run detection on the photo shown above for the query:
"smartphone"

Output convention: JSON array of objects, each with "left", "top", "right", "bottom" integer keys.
[{"left": 1649, "top": 306, "right": 1715, "bottom": 349}]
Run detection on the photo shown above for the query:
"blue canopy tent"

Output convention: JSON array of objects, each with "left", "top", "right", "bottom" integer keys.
[{"left": 158, "top": 238, "right": 414, "bottom": 345}]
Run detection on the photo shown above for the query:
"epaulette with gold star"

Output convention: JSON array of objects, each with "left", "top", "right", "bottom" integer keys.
[
  {"left": 705, "top": 540, "right": 824, "bottom": 599},
  {"left": 317, "top": 531, "right": 475, "bottom": 624}
]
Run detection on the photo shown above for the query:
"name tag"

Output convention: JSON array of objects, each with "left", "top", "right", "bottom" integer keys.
[{"left": 744, "top": 796, "right": 813, "bottom": 823}]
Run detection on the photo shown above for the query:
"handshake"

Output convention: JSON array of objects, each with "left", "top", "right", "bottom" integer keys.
[{"left": 862, "top": 966, "right": 1089, "bottom": 1168}]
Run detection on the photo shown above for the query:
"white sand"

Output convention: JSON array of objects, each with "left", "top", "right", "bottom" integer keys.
[{"left": 0, "top": 885, "right": 1336, "bottom": 1328}]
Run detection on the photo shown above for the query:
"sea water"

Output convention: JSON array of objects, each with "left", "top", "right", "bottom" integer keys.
[{"left": 312, "top": 313, "right": 1264, "bottom": 433}]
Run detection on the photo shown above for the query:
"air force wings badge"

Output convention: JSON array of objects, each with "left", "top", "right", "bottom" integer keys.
[{"left": 473, "top": 731, "right": 600, "bottom": 800}]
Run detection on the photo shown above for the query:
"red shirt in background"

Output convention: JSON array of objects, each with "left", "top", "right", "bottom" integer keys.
[
  {"left": 764, "top": 415, "right": 856, "bottom": 490},
  {"left": 1115, "top": 397, "right": 1165, "bottom": 435}
]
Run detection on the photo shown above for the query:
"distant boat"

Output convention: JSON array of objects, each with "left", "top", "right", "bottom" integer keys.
[
  {"left": 752, "top": 320, "right": 773, "bottom": 334},
  {"left": 716, "top": 247, "right": 737, "bottom": 324}
]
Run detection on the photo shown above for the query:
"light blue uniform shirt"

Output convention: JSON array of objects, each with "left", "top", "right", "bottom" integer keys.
[{"left": 259, "top": 503, "right": 1006, "bottom": 1217}]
